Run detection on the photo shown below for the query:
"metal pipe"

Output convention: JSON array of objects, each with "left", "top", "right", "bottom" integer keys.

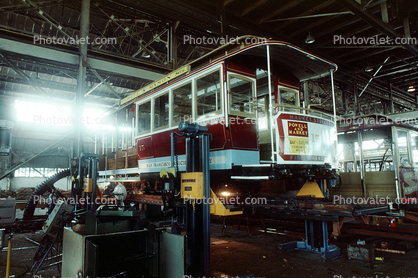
[
  {"left": 75, "top": 0, "right": 90, "bottom": 156},
  {"left": 121, "top": 126, "right": 125, "bottom": 150},
  {"left": 131, "top": 117, "right": 135, "bottom": 147},
  {"left": 111, "top": 129, "right": 114, "bottom": 152},
  {"left": 102, "top": 132, "right": 105, "bottom": 154},
  {"left": 359, "top": 56, "right": 390, "bottom": 98},
  {"left": 358, "top": 132, "right": 367, "bottom": 197},
  {"left": 302, "top": 81, "right": 309, "bottom": 110},
  {"left": 91, "top": 157, "right": 98, "bottom": 211},
  {"left": 392, "top": 126, "right": 401, "bottom": 200},
  {"left": 266, "top": 45, "right": 275, "bottom": 163},
  {"left": 330, "top": 69, "right": 337, "bottom": 125},
  {"left": 202, "top": 134, "right": 211, "bottom": 277},
  {"left": 266, "top": 11, "right": 353, "bottom": 22},
  {"left": 170, "top": 132, "right": 175, "bottom": 168}
]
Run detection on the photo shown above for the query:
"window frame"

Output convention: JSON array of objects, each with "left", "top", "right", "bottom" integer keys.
[
  {"left": 152, "top": 91, "right": 170, "bottom": 132},
  {"left": 171, "top": 81, "right": 194, "bottom": 126},
  {"left": 277, "top": 86, "right": 300, "bottom": 107},
  {"left": 227, "top": 73, "right": 256, "bottom": 118},
  {"left": 136, "top": 100, "right": 152, "bottom": 136},
  {"left": 195, "top": 68, "right": 223, "bottom": 120}
]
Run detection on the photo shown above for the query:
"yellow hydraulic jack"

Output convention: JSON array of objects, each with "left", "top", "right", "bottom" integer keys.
[{"left": 296, "top": 180, "right": 325, "bottom": 198}]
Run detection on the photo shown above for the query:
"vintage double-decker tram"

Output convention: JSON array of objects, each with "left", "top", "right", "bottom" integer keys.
[{"left": 98, "top": 36, "right": 340, "bottom": 198}]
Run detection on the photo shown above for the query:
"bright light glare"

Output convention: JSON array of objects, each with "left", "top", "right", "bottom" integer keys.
[
  {"left": 119, "top": 126, "right": 132, "bottom": 132},
  {"left": 363, "top": 139, "right": 384, "bottom": 150},
  {"left": 337, "top": 144, "right": 344, "bottom": 160},
  {"left": 15, "top": 100, "right": 71, "bottom": 125},
  {"left": 14, "top": 100, "right": 132, "bottom": 132},
  {"left": 220, "top": 191, "right": 230, "bottom": 196},
  {"left": 84, "top": 108, "right": 106, "bottom": 129},
  {"left": 258, "top": 117, "right": 268, "bottom": 130}
]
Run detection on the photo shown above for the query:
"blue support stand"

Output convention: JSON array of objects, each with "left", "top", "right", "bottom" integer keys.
[
  {"left": 279, "top": 220, "right": 340, "bottom": 260},
  {"left": 279, "top": 180, "right": 340, "bottom": 260}
]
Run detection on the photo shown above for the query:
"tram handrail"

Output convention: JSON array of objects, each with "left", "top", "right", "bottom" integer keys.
[{"left": 272, "top": 104, "right": 335, "bottom": 122}]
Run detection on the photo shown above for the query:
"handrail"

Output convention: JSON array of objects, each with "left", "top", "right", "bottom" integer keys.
[{"left": 273, "top": 104, "right": 334, "bottom": 122}]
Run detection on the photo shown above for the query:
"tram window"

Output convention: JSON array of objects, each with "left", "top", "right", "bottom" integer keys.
[
  {"left": 229, "top": 76, "right": 254, "bottom": 115},
  {"left": 257, "top": 97, "right": 268, "bottom": 130},
  {"left": 173, "top": 83, "right": 192, "bottom": 125},
  {"left": 279, "top": 88, "right": 298, "bottom": 106},
  {"left": 154, "top": 92, "right": 169, "bottom": 130},
  {"left": 137, "top": 101, "right": 151, "bottom": 134},
  {"left": 410, "top": 132, "right": 418, "bottom": 165},
  {"left": 398, "top": 130, "right": 410, "bottom": 167},
  {"left": 197, "top": 70, "right": 221, "bottom": 116}
]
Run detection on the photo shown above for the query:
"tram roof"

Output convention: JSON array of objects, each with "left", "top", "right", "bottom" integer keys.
[
  {"left": 221, "top": 41, "right": 337, "bottom": 81},
  {"left": 120, "top": 36, "right": 337, "bottom": 106}
]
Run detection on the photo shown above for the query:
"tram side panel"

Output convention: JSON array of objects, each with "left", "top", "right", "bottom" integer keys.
[{"left": 135, "top": 115, "right": 259, "bottom": 175}]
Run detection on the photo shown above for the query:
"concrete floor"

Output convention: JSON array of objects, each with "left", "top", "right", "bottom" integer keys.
[
  {"left": 211, "top": 224, "right": 418, "bottom": 278},
  {"left": 1, "top": 223, "right": 418, "bottom": 278}
]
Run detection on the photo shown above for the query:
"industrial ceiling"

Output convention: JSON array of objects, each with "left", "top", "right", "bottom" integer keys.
[{"left": 0, "top": 0, "right": 417, "bottom": 115}]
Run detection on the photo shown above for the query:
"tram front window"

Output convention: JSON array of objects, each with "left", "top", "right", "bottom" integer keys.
[{"left": 229, "top": 76, "right": 255, "bottom": 116}]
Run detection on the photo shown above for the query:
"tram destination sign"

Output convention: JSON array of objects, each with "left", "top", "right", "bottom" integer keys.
[{"left": 120, "top": 65, "right": 191, "bottom": 105}]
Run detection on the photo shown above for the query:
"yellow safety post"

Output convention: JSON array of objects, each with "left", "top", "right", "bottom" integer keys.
[{"left": 5, "top": 233, "right": 13, "bottom": 278}]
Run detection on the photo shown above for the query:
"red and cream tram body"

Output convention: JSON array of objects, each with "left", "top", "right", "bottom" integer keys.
[{"left": 119, "top": 37, "right": 338, "bottom": 192}]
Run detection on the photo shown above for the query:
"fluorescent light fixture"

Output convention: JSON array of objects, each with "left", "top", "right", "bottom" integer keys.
[{"left": 408, "top": 86, "right": 415, "bottom": 92}]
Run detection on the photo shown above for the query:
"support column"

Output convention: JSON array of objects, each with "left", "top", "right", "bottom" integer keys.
[
  {"left": 415, "top": 94, "right": 418, "bottom": 108},
  {"left": 75, "top": 0, "right": 90, "bottom": 157},
  {"left": 201, "top": 134, "right": 211, "bottom": 278},
  {"left": 381, "top": 1, "right": 389, "bottom": 23},
  {"left": 330, "top": 70, "right": 337, "bottom": 123},
  {"left": 266, "top": 45, "right": 275, "bottom": 163},
  {"left": 404, "top": 17, "right": 411, "bottom": 38},
  {"left": 353, "top": 85, "right": 360, "bottom": 115},
  {"left": 302, "top": 81, "right": 309, "bottom": 108},
  {"left": 358, "top": 131, "right": 366, "bottom": 197},
  {"left": 389, "top": 84, "right": 395, "bottom": 113},
  {"left": 169, "top": 22, "right": 178, "bottom": 70},
  {"left": 342, "top": 90, "right": 348, "bottom": 114}
]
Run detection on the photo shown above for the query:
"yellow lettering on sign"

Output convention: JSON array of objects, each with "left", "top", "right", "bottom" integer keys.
[
  {"left": 289, "top": 138, "right": 309, "bottom": 154},
  {"left": 120, "top": 65, "right": 191, "bottom": 105}
]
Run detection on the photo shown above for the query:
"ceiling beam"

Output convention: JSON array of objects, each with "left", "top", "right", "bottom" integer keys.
[
  {"left": 258, "top": 0, "right": 306, "bottom": 24},
  {"left": 241, "top": 0, "right": 269, "bottom": 16},
  {"left": 343, "top": 47, "right": 397, "bottom": 63},
  {"left": 274, "top": 0, "right": 336, "bottom": 31},
  {"left": 375, "top": 67, "right": 418, "bottom": 79},
  {"left": 335, "top": 0, "right": 418, "bottom": 56},
  {"left": 0, "top": 37, "right": 164, "bottom": 81}
]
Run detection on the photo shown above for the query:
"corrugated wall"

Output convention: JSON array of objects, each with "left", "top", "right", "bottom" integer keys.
[{"left": 11, "top": 137, "right": 95, "bottom": 169}]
